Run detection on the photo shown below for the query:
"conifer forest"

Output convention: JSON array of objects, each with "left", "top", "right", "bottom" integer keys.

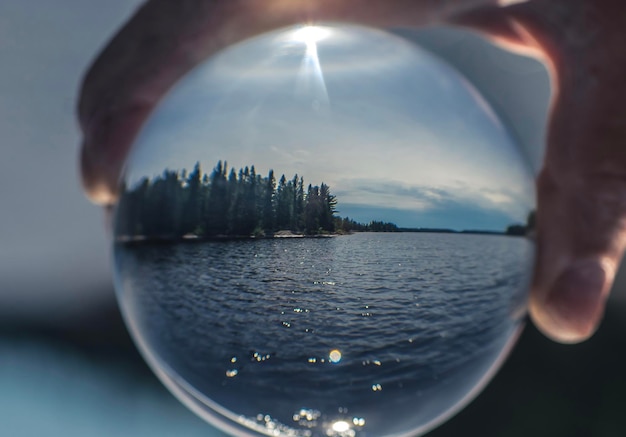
[{"left": 116, "top": 161, "right": 399, "bottom": 239}]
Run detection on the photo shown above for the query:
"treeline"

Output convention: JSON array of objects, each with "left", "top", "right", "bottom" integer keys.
[
  {"left": 337, "top": 218, "right": 399, "bottom": 233},
  {"left": 116, "top": 161, "right": 399, "bottom": 239},
  {"left": 505, "top": 211, "right": 536, "bottom": 237}
]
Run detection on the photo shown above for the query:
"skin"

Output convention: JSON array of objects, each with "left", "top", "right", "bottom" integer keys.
[{"left": 78, "top": 0, "right": 626, "bottom": 344}]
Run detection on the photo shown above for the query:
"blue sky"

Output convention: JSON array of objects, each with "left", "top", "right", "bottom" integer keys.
[{"left": 126, "top": 24, "right": 534, "bottom": 231}]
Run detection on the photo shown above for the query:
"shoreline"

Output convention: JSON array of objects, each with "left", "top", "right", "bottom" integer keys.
[
  {"left": 115, "top": 229, "right": 528, "bottom": 246},
  {"left": 115, "top": 230, "right": 339, "bottom": 245}
]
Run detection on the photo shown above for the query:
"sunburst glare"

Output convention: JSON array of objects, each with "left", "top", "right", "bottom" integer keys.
[
  {"left": 292, "top": 26, "right": 330, "bottom": 109},
  {"left": 292, "top": 25, "right": 332, "bottom": 45}
]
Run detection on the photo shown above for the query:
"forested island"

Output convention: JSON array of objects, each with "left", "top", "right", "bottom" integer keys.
[
  {"left": 116, "top": 160, "right": 399, "bottom": 240},
  {"left": 116, "top": 160, "right": 533, "bottom": 241}
]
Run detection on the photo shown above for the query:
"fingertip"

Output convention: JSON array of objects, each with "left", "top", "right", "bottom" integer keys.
[
  {"left": 530, "top": 259, "right": 612, "bottom": 344},
  {"left": 452, "top": 5, "right": 552, "bottom": 65},
  {"left": 79, "top": 103, "right": 152, "bottom": 206},
  {"left": 80, "top": 142, "right": 119, "bottom": 206}
]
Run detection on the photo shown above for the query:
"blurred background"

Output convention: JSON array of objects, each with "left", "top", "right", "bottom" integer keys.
[{"left": 1, "top": 1, "right": 625, "bottom": 436}]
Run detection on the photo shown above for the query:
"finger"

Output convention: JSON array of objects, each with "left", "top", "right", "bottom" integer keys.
[
  {"left": 531, "top": 169, "right": 626, "bottom": 343},
  {"left": 452, "top": 5, "right": 543, "bottom": 57},
  {"left": 507, "top": 0, "right": 626, "bottom": 343},
  {"left": 78, "top": 0, "right": 512, "bottom": 205}
]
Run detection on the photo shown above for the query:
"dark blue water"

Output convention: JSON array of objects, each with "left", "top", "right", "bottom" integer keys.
[{"left": 115, "top": 232, "right": 532, "bottom": 437}]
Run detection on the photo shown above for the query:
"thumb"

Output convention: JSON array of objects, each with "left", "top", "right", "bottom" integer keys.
[
  {"left": 530, "top": 168, "right": 626, "bottom": 343},
  {"left": 518, "top": 0, "right": 626, "bottom": 343},
  {"left": 456, "top": 0, "right": 626, "bottom": 342}
]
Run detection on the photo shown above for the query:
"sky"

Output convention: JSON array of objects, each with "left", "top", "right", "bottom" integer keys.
[{"left": 126, "top": 24, "right": 535, "bottom": 231}]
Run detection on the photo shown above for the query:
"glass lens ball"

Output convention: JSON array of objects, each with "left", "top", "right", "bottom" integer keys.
[{"left": 113, "top": 24, "right": 534, "bottom": 437}]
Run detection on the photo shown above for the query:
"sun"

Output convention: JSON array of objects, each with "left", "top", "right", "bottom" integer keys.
[
  {"left": 290, "top": 25, "right": 331, "bottom": 108},
  {"left": 292, "top": 25, "right": 331, "bottom": 45}
]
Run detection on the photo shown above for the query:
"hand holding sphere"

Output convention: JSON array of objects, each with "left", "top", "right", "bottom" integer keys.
[{"left": 78, "top": 0, "right": 626, "bottom": 435}]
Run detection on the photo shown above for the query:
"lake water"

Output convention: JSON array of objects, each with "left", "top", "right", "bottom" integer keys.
[{"left": 114, "top": 232, "right": 533, "bottom": 437}]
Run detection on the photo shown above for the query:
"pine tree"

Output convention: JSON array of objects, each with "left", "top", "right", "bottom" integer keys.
[
  {"left": 303, "top": 184, "right": 321, "bottom": 233},
  {"left": 319, "top": 183, "right": 337, "bottom": 232},
  {"left": 295, "top": 176, "right": 305, "bottom": 231},
  {"left": 242, "top": 165, "right": 259, "bottom": 234},
  {"left": 276, "top": 174, "right": 292, "bottom": 230},
  {"left": 261, "top": 169, "right": 276, "bottom": 231},
  {"left": 183, "top": 161, "right": 203, "bottom": 234},
  {"left": 205, "top": 160, "right": 229, "bottom": 235}
]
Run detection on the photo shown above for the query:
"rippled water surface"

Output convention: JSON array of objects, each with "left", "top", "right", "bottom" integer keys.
[{"left": 115, "top": 232, "right": 532, "bottom": 436}]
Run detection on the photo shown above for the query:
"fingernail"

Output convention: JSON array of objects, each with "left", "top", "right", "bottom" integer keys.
[{"left": 544, "top": 259, "right": 608, "bottom": 341}]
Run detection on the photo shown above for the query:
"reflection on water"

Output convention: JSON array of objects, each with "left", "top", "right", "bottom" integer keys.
[{"left": 115, "top": 233, "right": 532, "bottom": 436}]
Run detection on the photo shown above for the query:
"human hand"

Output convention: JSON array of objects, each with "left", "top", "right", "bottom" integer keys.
[
  {"left": 458, "top": 0, "right": 626, "bottom": 343},
  {"left": 78, "top": 0, "right": 626, "bottom": 344}
]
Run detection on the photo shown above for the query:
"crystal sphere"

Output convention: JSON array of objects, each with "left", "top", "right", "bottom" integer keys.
[{"left": 113, "top": 24, "right": 534, "bottom": 437}]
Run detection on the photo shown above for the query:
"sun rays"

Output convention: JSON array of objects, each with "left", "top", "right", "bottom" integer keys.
[{"left": 292, "top": 25, "right": 331, "bottom": 109}]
